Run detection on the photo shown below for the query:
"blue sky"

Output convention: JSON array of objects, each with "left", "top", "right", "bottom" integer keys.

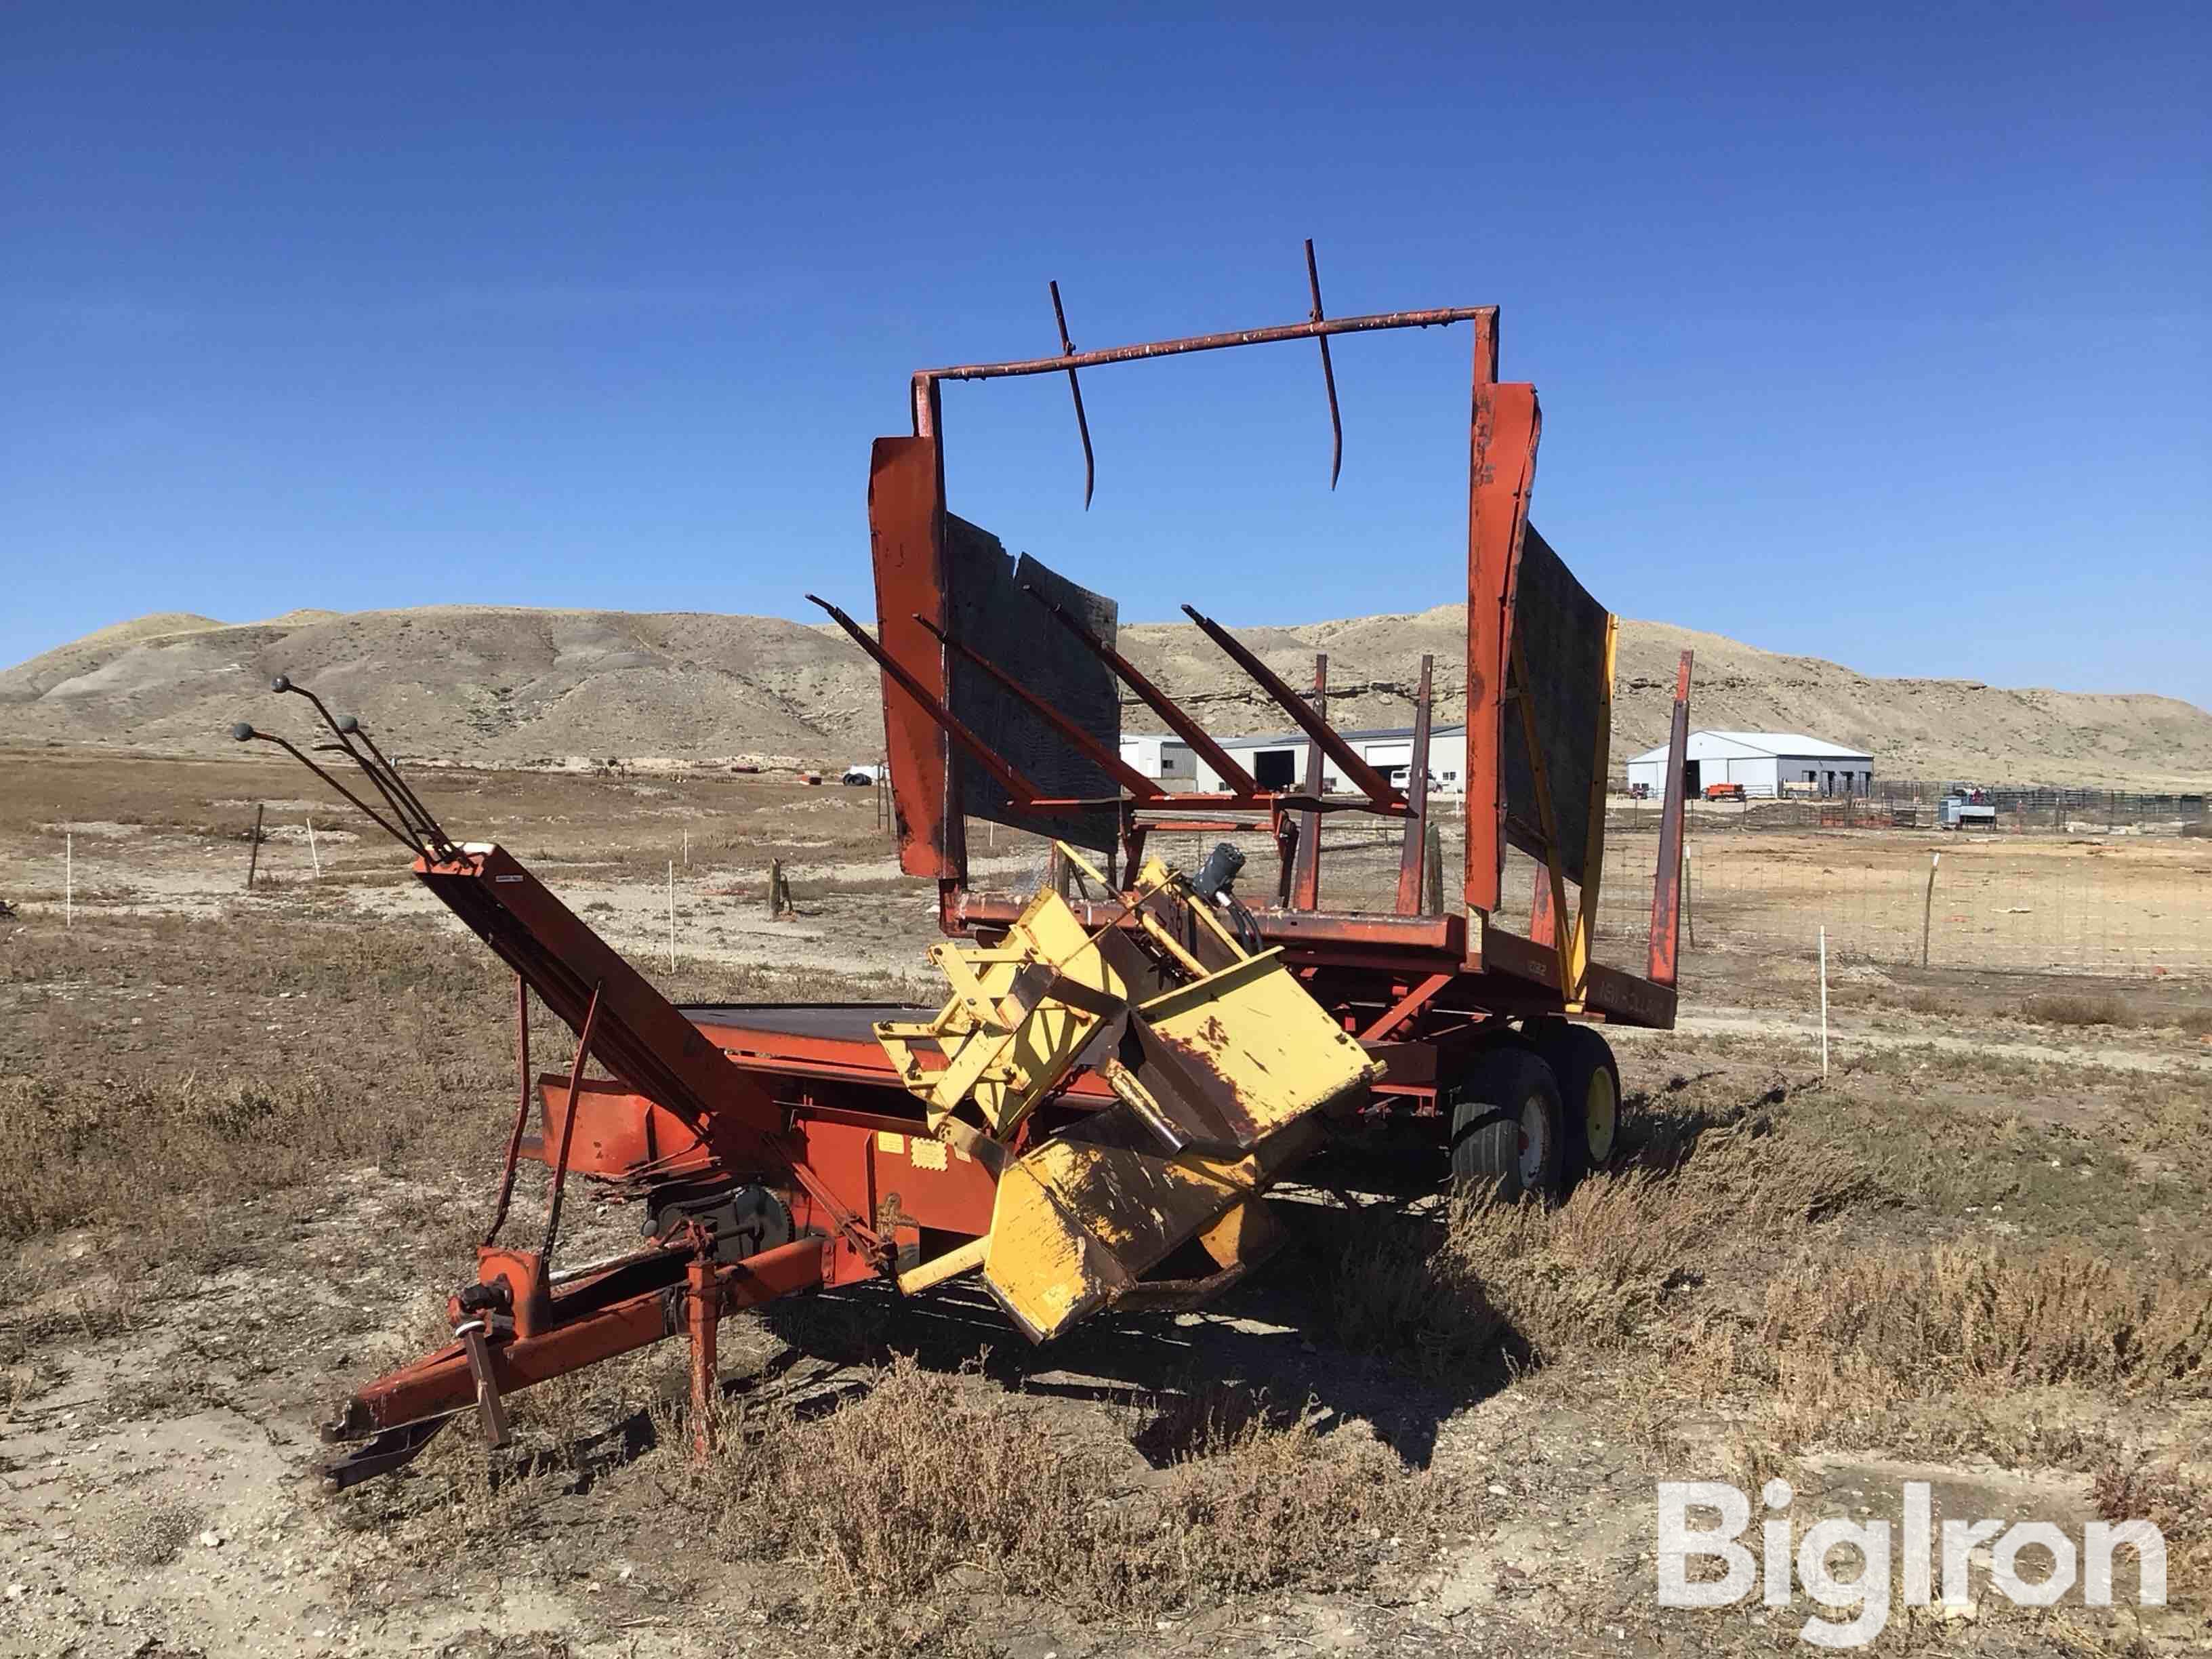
[{"left": 5, "top": 5, "right": 2207, "bottom": 706}]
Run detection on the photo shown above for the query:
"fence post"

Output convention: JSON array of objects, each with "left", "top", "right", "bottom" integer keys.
[
  {"left": 65, "top": 832, "right": 73, "bottom": 928},
  {"left": 306, "top": 816, "right": 321, "bottom": 879},
  {"left": 668, "top": 860, "right": 677, "bottom": 972},
  {"left": 245, "top": 804, "right": 264, "bottom": 891},
  {"left": 1818, "top": 924, "right": 1829, "bottom": 1081},
  {"left": 1921, "top": 851, "right": 1941, "bottom": 968}
]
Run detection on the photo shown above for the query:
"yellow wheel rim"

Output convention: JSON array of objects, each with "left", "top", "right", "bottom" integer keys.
[{"left": 1584, "top": 1069, "right": 1618, "bottom": 1162}]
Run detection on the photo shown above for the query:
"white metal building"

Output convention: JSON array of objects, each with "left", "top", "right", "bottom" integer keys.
[
  {"left": 1118, "top": 733, "right": 1196, "bottom": 782},
  {"left": 1183, "top": 724, "right": 1469, "bottom": 796},
  {"left": 1624, "top": 731, "right": 1873, "bottom": 798}
]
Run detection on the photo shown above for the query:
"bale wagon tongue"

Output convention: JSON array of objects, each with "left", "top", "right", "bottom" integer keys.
[{"left": 242, "top": 259, "right": 1691, "bottom": 1489}]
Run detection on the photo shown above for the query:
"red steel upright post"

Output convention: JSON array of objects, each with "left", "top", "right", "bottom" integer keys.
[
  {"left": 1647, "top": 651, "right": 1695, "bottom": 987},
  {"left": 867, "top": 432, "right": 966, "bottom": 928},
  {"left": 1291, "top": 655, "right": 1328, "bottom": 909},
  {"left": 1463, "top": 314, "right": 1540, "bottom": 961},
  {"left": 1393, "top": 655, "right": 1435, "bottom": 915}
]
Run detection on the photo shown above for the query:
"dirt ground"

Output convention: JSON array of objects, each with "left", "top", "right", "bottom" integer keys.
[{"left": 2, "top": 748, "right": 2207, "bottom": 1658}]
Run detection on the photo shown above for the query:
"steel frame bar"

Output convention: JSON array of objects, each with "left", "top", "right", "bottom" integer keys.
[
  {"left": 333, "top": 1237, "right": 826, "bottom": 1443},
  {"left": 1182, "top": 607, "right": 1404, "bottom": 810},
  {"left": 483, "top": 973, "right": 533, "bottom": 1247},
  {"left": 867, "top": 434, "right": 962, "bottom": 888},
  {"left": 913, "top": 613, "right": 1166, "bottom": 800},
  {"left": 1566, "top": 615, "right": 1621, "bottom": 991},
  {"left": 1463, "top": 375, "right": 1540, "bottom": 939},
  {"left": 1647, "top": 651, "right": 1695, "bottom": 987},
  {"left": 1290, "top": 655, "right": 1327, "bottom": 909},
  {"left": 912, "top": 304, "right": 1494, "bottom": 411},
  {"left": 1393, "top": 655, "right": 1435, "bottom": 914},
  {"left": 1027, "top": 589, "right": 1260, "bottom": 794},
  {"left": 539, "top": 981, "right": 605, "bottom": 1264},
  {"left": 1358, "top": 972, "right": 1456, "bottom": 1042},
  {"left": 809, "top": 595, "right": 1046, "bottom": 809}
]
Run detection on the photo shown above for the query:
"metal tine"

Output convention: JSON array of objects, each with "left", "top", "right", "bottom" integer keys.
[
  {"left": 911, "top": 613, "right": 1165, "bottom": 800},
  {"left": 1021, "top": 584, "right": 1260, "bottom": 796},
  {"left": 804, "top": 595, "right": 1049, "bottom": 808},
  {"left": 1305, "top": 238, "right": 1343, "bottom": 489},
  {"left": 232, "top": 724, "right": 425, "bottom": 855},
  {"left": 1049, "top": 280, "right": 1095, "bottom": 510},
  {"left": 272, "top": 677, "right": 439, "bottom": 853},
  {"left": 316, "top": 726, "right": 443, "bottom": 854},
  {"left": 1179, "top": 604, "right": 1404, "bottom": 809},
  {"left": 335, "top": 717, "right": 444, "bottom": 849},
  {"left": 345, "top": 719, "right": 454, "bottom": 855}
]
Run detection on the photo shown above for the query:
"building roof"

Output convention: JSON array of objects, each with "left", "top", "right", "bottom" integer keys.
[
  {"left": 1210, "top": 722, "right": 1469, "bottom": 750},
  {"left": 1626, "top": 729, "right": 1873, "bottom": 765}
]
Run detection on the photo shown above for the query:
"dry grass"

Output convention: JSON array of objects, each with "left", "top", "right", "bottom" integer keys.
[
  {"left": 2091, "top": 1448, "right": 2212, "bottom": 1615},
  {"left": 0, "top": 911, "right": 514, "bottom": 1245},
  {"left": 2023, "top": 993, "right": 2138, "bottom": 1029},
  {"left": 1757, "top": 1244, "right": 2212, "bottom": 1410},
  {"left": 356, "top": 1348, "right": 1450, "bottom": 1652},
  {"left": 0, "top": 903, "right": 909, "bottom": 1252},
  {"left": 681, "top": 1355, "right": 1446, "bottom": 1640},
  {"left": 1328, "top": 1109, "right": 1892, "bottom": 1377},
  {"left": 1678, "top": 1240, "right": 2212, "bottom": 1477}
]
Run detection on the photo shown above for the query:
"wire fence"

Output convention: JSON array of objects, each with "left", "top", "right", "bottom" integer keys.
[
  {"left": 1607, "top": 785, "right": 2209, "bottom": 838},
  {"left": 1549, "top": 844, "right": 2211, "bottom": 981},
  {"left": 1102, "top": 802, "right": 2211, "bottom": 983}
]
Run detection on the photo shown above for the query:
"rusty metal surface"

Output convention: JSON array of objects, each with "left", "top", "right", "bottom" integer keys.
[
  {"left": 329, "top": 1237, "right": 826, "bottom": 1446},
  {"left": 416, "top": 848, "right": 787, "bottom": 1173},
  {"left": 1502, "top": 526, "right": 1609, "bottom": 886},
  {"left": 1464, "top": 377, "right": 1541, "bottom": 933},
  {"left": 1290, "top": 655, "right": 1327, "bottom": 909},
  {"left": 811, "top": 594, "right": 1048, "bottom": 810},
  {"left": 482, "top": 973, "right": 533, "bottom": 1247},
  {"left": 1647, "top": 650, "right": 1695, "bottom": 987},
  {"left": 538, "top": 980, "right": 605, "bottom": 1263},
  {"left": 1183, "top": 610, "right": 1404, "bottom": 810},
  {"left": 527, "top": 1076, "right": 716, "bottom": 1181},
  {"left": 916, "top": 304, "right": 1494, "bottom": 391},
  {"left": 1304, "top": 239, "right": 1343, "bottom": 488},
  {"left": 918, "top": 612, "right": 1163, "bottom": 800},
  {"left": 867, "top": 434, "right": 961, "bottom": 881},
  {"left": 1048, "top": 280, "right": 1095, "bottom": 508},
  {"left": 1030, "top": 592, "right": 1259, "bottom": 794},
  {"left": 1394, "top": 655, "right": 1435, "bottom": 914}
]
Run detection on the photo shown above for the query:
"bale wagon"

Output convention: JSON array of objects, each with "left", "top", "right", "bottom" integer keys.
[{"left": 234, "top": 268, "right": 1693, "bottom": 1486}]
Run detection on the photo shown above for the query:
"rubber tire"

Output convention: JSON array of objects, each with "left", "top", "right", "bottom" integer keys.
[
  {"left": 1448, "top": 1045, "right": 1566, "bottom": 1203},
  {"left": 1534, "top": 1023, "right": 1623, "bottom": 1183}
]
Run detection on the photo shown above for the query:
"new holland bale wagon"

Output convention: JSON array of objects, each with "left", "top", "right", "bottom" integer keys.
[{"left": 230, "top": 259, "right": 1693, "bottom": 1487}]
